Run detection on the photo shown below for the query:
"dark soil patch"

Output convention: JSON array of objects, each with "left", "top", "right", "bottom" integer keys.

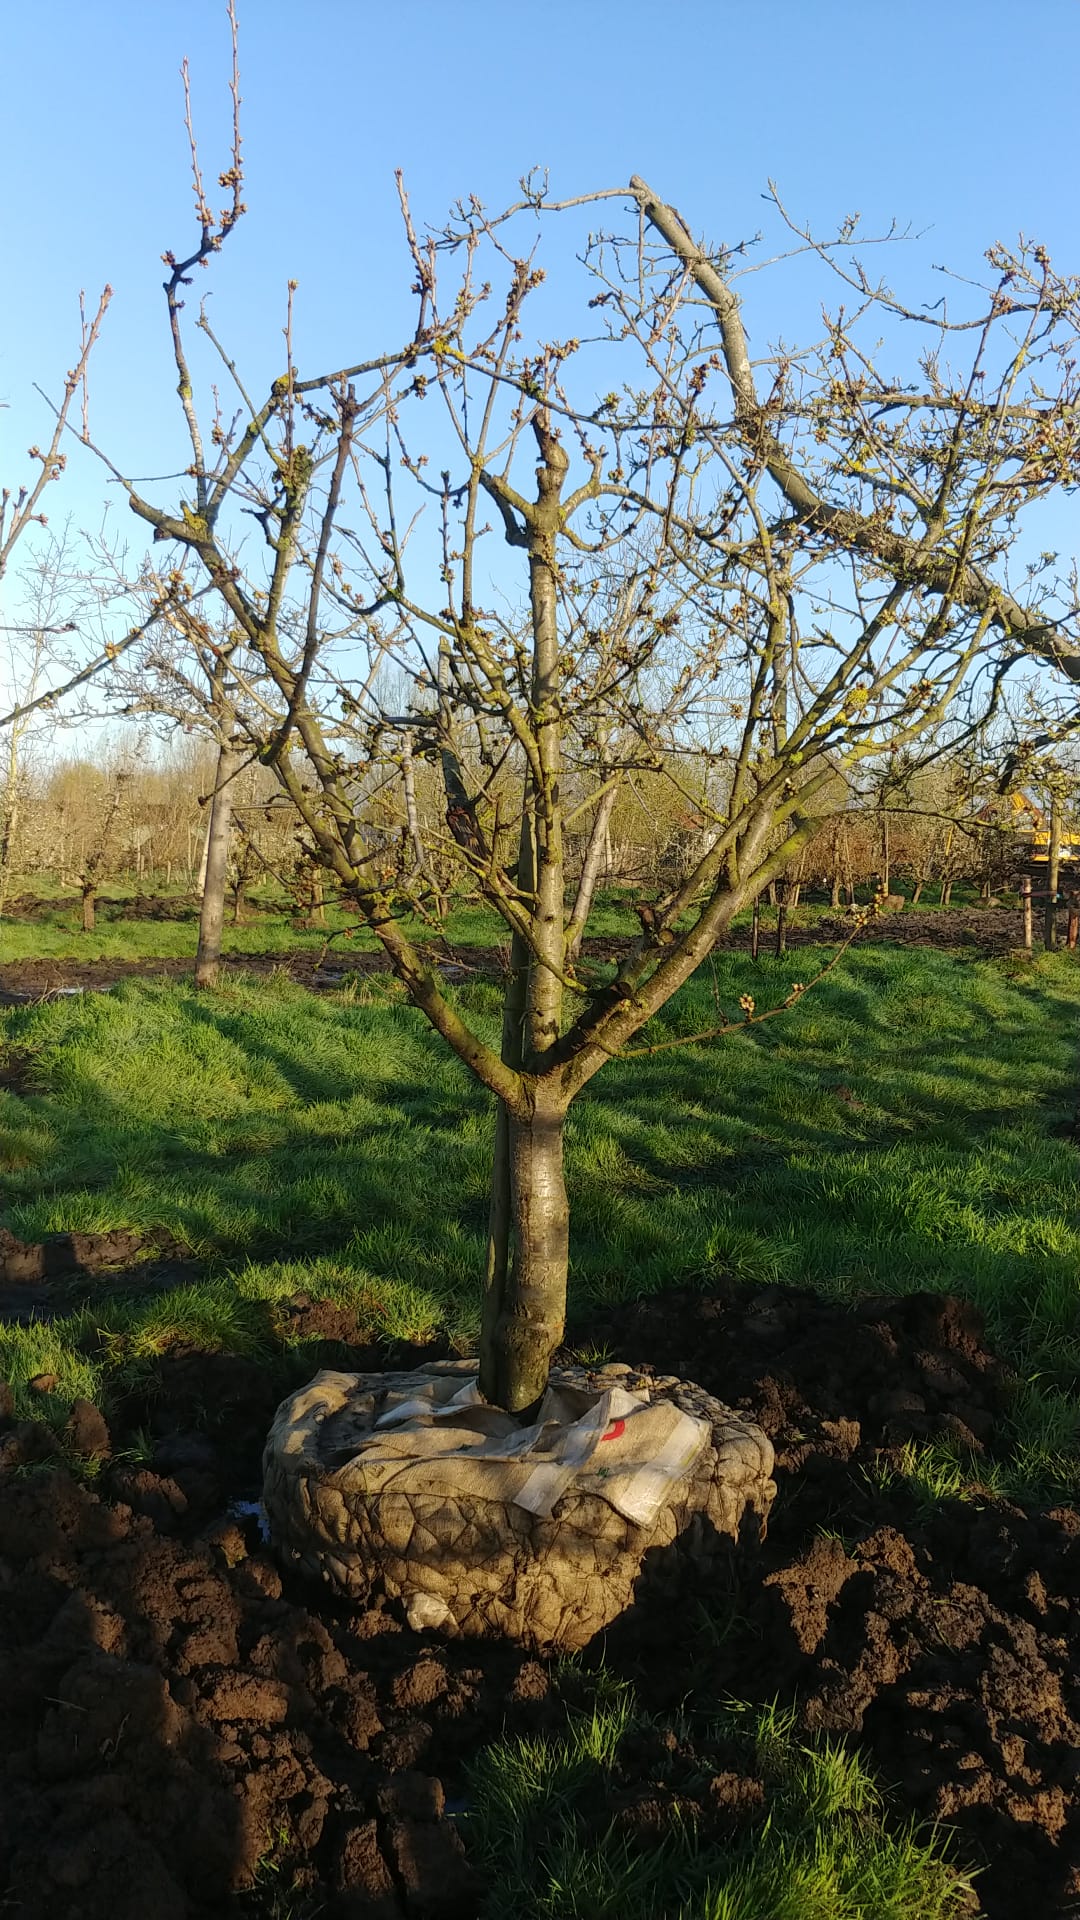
[
  {"left": 0, "top": 1052, "right": 33, "bottom": 1095},
  {"left": 0, "top": 904, "right": 1049, "bottom": 1006},
  {"left": 1, "top": 1285, "right": 1077, "bottom": 1916},
  {"left": 0, "top": 892, "right": 282, "bottom": 925},
  {"left": 0, "top": 1228, "right": 194, "bottom": 1327}
]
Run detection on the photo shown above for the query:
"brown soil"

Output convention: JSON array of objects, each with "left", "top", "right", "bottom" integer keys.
[
  {"left": 0, "top": 1228, "right": 195, "bottom": 1327},
  {"left": 0, "top": 893, "right": 280, "bottom": 924},
  {"left": 0, "top": 905, "right": 1054, "bottom": 1006},
  {"left": 1, "top": 1285, "right": 1077, "bottom": 1917}
]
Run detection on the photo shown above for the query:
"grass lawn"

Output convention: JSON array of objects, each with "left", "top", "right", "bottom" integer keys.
[
  {"left": 1, "top": 941, "right": 1078, "bottom": 1495},
  {"left": 0, "top": 878, "right": 1021, "bottom": 965}
]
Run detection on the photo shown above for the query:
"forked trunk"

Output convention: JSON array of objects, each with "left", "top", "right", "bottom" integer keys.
[
  {"left": 480, "top": 1091, "right": 570, "bottom": 1413},
  {"left": 195, "top": 737, "right": 241, "bottom": 988}
]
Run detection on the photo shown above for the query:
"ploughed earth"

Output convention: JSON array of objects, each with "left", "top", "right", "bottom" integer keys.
[
  {"left": 1, "top": 1272, "right": 1077, "bottom": 1918},
  {"left": 0, "top": 904, "right": 1054, "bottom": 1005}
]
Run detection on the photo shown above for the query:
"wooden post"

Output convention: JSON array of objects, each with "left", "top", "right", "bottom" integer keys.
[
  {"left": 775, "top": 880, "right": 788, "bottom": 958},
  {"left": 1044, "top": 801, "right": 1062, "bottom": 950},
  {"left": 1067, "top": 897, "right": 1079, "bottom": 952},
  {"left": 1021, "top": 873, "right": 1033, "bottom": 950},
  {"left": 751, "top": 895, "right": 760, "bottom": 961}
]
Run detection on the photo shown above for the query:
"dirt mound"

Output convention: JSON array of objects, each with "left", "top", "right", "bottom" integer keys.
[
  {"left": 0, "top": 1286, "right": 1076, "bottom": 1918},
  {"left": 0, "top": 1228, "right": 194, "bottom": 1327}
]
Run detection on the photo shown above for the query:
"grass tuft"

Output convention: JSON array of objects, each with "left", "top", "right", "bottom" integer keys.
[{"left": 466, "top": 1687, "right": 977, "bottom": 1919}]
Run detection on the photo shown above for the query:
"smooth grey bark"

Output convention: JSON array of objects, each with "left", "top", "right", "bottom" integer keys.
[
  {"left": 194, "top": 736, "right": 241, "bottom": 988},
  {"left": 481, "top": 1092, "right": 570, "bottom": 1414},
  {"left": 401, "top": 733, "right": 426, "bottom": 877},
  {"left": 0, "top": 734, "right": 20, "bottom": 920},
  {"left": 566, "top": 782, "right": 617, "bottom": 964}
]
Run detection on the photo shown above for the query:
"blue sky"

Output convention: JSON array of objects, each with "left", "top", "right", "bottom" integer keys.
[{"left": 2, "top": 0, "right": 1079, "bottom": 637}]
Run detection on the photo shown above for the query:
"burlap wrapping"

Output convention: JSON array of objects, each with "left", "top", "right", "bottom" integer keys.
[{"left": 263, "top": 1361, "right": 775, "bottom": 1651}]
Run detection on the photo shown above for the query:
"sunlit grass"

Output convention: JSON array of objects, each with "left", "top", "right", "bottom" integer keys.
[
  {"left": 467, "top": 1686, "right": 977, "bottom": 1919},
  {"left": 1, "top": 945, "right": 1079, "bottom": 1496},
  {"left": 0, "top": 877, "right": 1020, "bottom": 966}
]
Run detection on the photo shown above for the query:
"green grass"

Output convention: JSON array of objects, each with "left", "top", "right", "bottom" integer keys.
[
  {"left": 466, "top": 1684, "right": 977, "bottom": 1919},
  {"left": 1, "top": 944, "right": 1079, "bottom": 1493},
  {"left": 0, "top": 883, "right": 643, "bottom": 963},
  {"left": 0, "top": 876, "right": 1021, "bottom": 965}
]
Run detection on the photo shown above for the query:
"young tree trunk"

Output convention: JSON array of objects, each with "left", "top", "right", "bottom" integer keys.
[
  {"left": 194, "top": 737, "right": 241, "bottom": 988},
  {"left": 401, "top": 734, "right": 427, "bottom": 876},
  {"left": 479, "top": 416, "right": 570, "bottom": 1412},
  {"left": 911, "top": 879, "right": 924, "bottom": 906},
  {"left": 480, "top": 1091, "right": 570, "bottom": 1413},
  {"left": 0, "top": 775, "right": 18, "bottom": 921},
  {"left": 81, "top": 882, "right": 96, "bottom": 932},
  {"left": 566, "top": 782, "right": 617, "bottom": 963}
]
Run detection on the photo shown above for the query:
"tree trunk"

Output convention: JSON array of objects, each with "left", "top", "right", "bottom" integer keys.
[
  {"left": 194, "top": 737, "right": 241, "bottom": 988},
  {"left": 0, "top": 790, "right": 17, "bottom": 921},
  {"left": 911, "top": 879, "right": 924, "bottom": 906},
  {"left": 479, "top": 416, "right": 569, "bottom": 1413},
  {"left": 566, "top": 782, "right": 617, "bottom": 963},
  {"left": 480, "top": 1092, "right": 569, "bottom": 1413},
  {"left": 81, "top": 882, "right": 96, "bottom": 933}
]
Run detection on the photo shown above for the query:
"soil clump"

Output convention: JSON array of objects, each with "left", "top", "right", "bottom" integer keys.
[{"left": 0, "top": 1284, "right": 1076, "bottom": 1915}]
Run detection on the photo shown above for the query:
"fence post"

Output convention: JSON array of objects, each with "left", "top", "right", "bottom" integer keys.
[
  {"left": 1021, "top": 873, "right": 1033, "bottom": 950},
  {"left": 751, "top": 895, "right": 760, "bottom": 962},
  {"left": 1044, "top": 801, "right": 1062, "bottom": 950}
]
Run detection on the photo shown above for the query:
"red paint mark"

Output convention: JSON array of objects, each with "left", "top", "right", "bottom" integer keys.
[{"left": 601, "top": 1418, "right": 626, "bottom": 1443}]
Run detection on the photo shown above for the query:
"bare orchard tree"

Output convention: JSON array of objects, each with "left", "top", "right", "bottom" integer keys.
[
  {"left": 95, "top": 143, "right": 1080, "bottom": 1407},
  {"left": 101, "top": 565, "right": 284, "bottom": 985}
]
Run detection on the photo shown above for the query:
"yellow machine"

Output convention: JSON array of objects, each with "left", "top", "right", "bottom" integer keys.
[{"left": 1008, "top": 791, "right": 1080, "bottom": 866}]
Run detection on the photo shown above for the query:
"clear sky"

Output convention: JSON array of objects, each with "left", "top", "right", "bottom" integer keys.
[{"left": 2, "top": 0, "right": 1079, "bottom": 644}]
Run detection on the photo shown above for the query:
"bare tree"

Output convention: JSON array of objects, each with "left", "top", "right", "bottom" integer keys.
[
  {"left": 88, "top": 93, "right": 1080, "bottom": 1409},
  {"left": 103, "top": 575, "right": 279, "bottom": 984}
]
